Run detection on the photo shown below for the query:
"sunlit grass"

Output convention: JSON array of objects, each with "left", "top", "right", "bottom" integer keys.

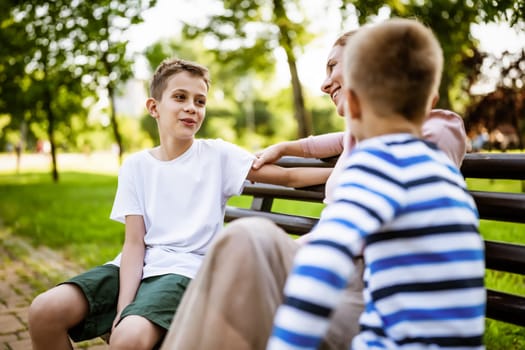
[{"left": 0, "top": 171, "right": 122, "bottom": 268}]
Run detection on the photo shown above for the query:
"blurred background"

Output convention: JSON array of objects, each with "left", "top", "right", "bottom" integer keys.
[{"left": 1, "top": 0, "right": 524, "bottom": 181}]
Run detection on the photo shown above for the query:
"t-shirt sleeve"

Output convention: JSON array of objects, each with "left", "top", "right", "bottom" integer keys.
[
  {"left": 300, "top": 132, "right": 344, "bottom": 159},
  {"left": 109, "top": 155, "right": 143, "bottom": 224},
  {"left": 423, "top": 109, "right": 467, "bottom": 167},
  {"left": 218, "top": 139, "right": 256, "bottom": 198}
]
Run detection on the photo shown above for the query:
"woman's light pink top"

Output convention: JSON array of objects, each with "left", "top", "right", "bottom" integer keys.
[{"left": 300, "top": 109, "right": 467, "bottom": 204}]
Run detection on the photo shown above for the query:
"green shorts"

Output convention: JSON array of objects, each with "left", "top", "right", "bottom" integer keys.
[{"left": 64, "top": 264, "right": 191, "bottom": 342}]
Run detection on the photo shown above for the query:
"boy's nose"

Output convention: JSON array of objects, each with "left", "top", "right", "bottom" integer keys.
[{"left": 184, "top": 101, "right": 196, "bottom": 113}]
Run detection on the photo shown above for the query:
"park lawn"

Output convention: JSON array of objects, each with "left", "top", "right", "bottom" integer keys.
[
  {"left": 0, "top": 171, "right": 524, "bottom": 348},
  {"left": 0, "top": 172, "right": 123, "bottom": 268}
]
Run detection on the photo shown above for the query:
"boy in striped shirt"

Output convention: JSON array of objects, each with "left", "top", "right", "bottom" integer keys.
[{"left": 267, "top": 18, "right": 486, "bottom": 350}]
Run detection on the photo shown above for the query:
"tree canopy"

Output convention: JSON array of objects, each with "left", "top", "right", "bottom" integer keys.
[{"left": 0, "top": 0, "right": 523, "bottom": 181}]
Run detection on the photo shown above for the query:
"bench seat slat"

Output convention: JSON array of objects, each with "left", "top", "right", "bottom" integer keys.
[{"left": 225, "top": 206, "right": 317, "bottom": 235}]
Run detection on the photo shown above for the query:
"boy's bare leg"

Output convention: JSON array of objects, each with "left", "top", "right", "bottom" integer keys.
[
  {"left": 29, "top": 284, "right": 89, "bottom": 350},
  {"left": 110, "top": 315, "right": 165, "bottom": 350}
]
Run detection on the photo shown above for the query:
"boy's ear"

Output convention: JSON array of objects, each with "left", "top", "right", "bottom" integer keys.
[
  {"left": 345, "top": 88, "right": 361, "bottom": 120},
  {"left": 146, "top": 98, "right": 159, "bottom": 119}
]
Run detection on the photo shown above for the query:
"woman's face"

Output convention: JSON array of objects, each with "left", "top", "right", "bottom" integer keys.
[{"left": 320, "top": 44, "right": 346, "bottom": 117}]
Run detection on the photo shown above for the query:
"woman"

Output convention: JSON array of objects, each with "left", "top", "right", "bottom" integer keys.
[{"left": 160, "top": 30, "right": 467, "bottom": 350}]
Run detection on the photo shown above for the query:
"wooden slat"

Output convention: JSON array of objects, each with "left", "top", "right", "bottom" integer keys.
[
  {"left": 276, "top": 153, "right": 525, "bottom": 180},
  {"left": 242, "top": 182, "right": 325, "bottom": 202},
  {"left": 486, "top": 289, "right": 525, "bottom": 327},
  {"left": 225, "top": 207, "right": 317, "bottom": 235},
  {"left": 472, "top": 191, "right": 525, "bottom": 223},
  {"left": 461, "top": 153, "right": 525, "bottom": 180},
  {"left": 485, "top": 240, "right": 525, "bottom": 274}
]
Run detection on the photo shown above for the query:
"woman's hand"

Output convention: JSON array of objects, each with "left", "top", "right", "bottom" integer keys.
[{"left": 252, "top": 144, "right": 284, "bottom": 169}]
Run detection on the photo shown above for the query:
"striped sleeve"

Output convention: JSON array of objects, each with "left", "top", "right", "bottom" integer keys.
[{"left": 267, "top": 148, "right": 406, "bottom": 350}]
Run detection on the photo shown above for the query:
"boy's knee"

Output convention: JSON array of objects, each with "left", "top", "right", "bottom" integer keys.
[
  {"left": 29, "top": 284, "right": 87, "bottom": 327},
  {"left": 29, "top": 291, "right": 58, "bottom": 326},
  {"left": 224, "top": 217, "right": 282, "bottom": 241},
  {"left": 110, "top": 318, "right": 162, "bottom": 350}
]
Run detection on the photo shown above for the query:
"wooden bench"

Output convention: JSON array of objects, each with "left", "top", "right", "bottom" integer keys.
[{"left": 225, "top": 153, "right": 525, "bottom": 328}]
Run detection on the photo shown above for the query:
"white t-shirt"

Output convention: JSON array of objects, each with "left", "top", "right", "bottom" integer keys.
[{"left": 107, "top": 138, "right": 255, "bottom": 279}]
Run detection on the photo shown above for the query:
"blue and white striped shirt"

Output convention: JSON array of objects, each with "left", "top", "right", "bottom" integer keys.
[{"left": 267, "top": 134, "right": 485, "bottom": 350}]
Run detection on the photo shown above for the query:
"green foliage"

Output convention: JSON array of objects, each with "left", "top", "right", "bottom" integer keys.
[
  {"left": 0, "top": 0, "right": 156, "bottom": 180},
  {"left": 340, "top": 0, "right": 524, "bottom": 114},
  {"left": 180, "top": 0, "right": 314, "bottom": 138}
]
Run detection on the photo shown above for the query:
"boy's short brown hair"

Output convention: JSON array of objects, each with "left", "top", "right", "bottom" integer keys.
[
  {"left": 343, "top": 18, "right": 443, "bottom": 121},
  {"left": 150, "top": 58, "right": 211, "bottom": 100}
]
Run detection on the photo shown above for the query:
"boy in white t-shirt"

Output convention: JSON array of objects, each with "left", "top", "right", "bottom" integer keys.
[{"left": 28, "top": 58, "right": 331, "bottom": 350}]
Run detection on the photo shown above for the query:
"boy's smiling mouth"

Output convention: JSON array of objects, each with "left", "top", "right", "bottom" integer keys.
[{"left": 180, "top": 118, "right": 197, "bottom": 126}]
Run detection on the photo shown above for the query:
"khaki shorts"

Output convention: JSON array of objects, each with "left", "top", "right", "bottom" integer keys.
[{"left": 64, "top": 264, "right": 191, "bottom": 342}]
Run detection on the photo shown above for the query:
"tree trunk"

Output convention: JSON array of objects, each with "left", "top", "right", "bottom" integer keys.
[
  {"left": 44, "top": 84, "right": 59, "bottom": 182},
  {"left": 273, "top": 0, "right": 312, "bottom": 139},
  {"left": 512, "top": 91, "right": 524, "bottom": 150},
  {"left": 437, "top": 71, "right": 452, "bottom": 110},
  {"left": 107, "top": 82, "right": 123, "bottom": 165},
  {"left": 287, "top": 58, "right": 312, "bottom": 139}
]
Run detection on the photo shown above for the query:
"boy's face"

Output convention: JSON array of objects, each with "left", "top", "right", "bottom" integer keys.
[
  {"left": 150, "top": 71, "right": 208, "bottom": 141},
  {"left": 320, "top": 44, "right": 346, "bottom": 117}
]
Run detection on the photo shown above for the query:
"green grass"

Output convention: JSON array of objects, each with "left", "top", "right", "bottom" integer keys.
[
  {"left": 1, "top": 171, "right": 524, "bottom": 348},
  {"left": 0, "top": 172, "right": 123, "bottom": 268}
]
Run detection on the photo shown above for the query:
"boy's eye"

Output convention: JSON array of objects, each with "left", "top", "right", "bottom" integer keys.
[
  {"left": 174, "top": 94, "right": 185, "bottom": 100},
  {"left": 196, "top": 99, "right": 206, "bottom": 106}
]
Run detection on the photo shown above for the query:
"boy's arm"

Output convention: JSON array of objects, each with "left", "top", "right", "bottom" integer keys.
[
  {"left": 246, "top": 164, "right": 332, "bottom": 188},
  {"left": 252, "top": 133, "right": 345, "bottom": 169},
  {"left": 266, "top": 214, "right": 360, "bottom": 350},
  {"left": 113, "top": 214, "right": 146, "bottom": 330}
]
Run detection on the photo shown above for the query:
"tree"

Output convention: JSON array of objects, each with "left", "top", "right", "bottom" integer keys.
[
  {"left": 0, "top": 0, "right": 155, "bottom": 181},
  {"left": 6, "top": 2, "right": 87, "bottom": 181},
  {"left": 338, "top": 0, "right": 524, "bottom": 112},
  {"left": 465, "top": 48, "right": 525, "bottom": 150},
  {"left": 181, "top": 0, "right": 314, "bottom": 138},
  {"left": 74, "top": 0, "right": 156, "bottom": 164},
  {"left": 339, "top": 0, "right": 478, "bottom": 110}
]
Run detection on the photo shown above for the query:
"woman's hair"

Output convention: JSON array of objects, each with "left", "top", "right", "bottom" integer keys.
[
  {"left": 343, "top": 19, "right": 443, "bottom": 121},
  {"left": 333, "top": 30, "right": 357, "bottom": 47},
  {"left": 150, "top": 58, "right": 211, "bottom": 100}
]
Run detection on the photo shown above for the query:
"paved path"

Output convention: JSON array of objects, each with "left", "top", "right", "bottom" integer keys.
[{"left": 0, "top": 229, "right": 108, "bottom": 350}]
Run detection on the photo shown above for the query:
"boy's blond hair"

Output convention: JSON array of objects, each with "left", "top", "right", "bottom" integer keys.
[
  {"left": 150, "top": 58, "right": 211, "bottom": 100},
  {"left": 343, "top": 18, "right": 443, "bottom": 121}
]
